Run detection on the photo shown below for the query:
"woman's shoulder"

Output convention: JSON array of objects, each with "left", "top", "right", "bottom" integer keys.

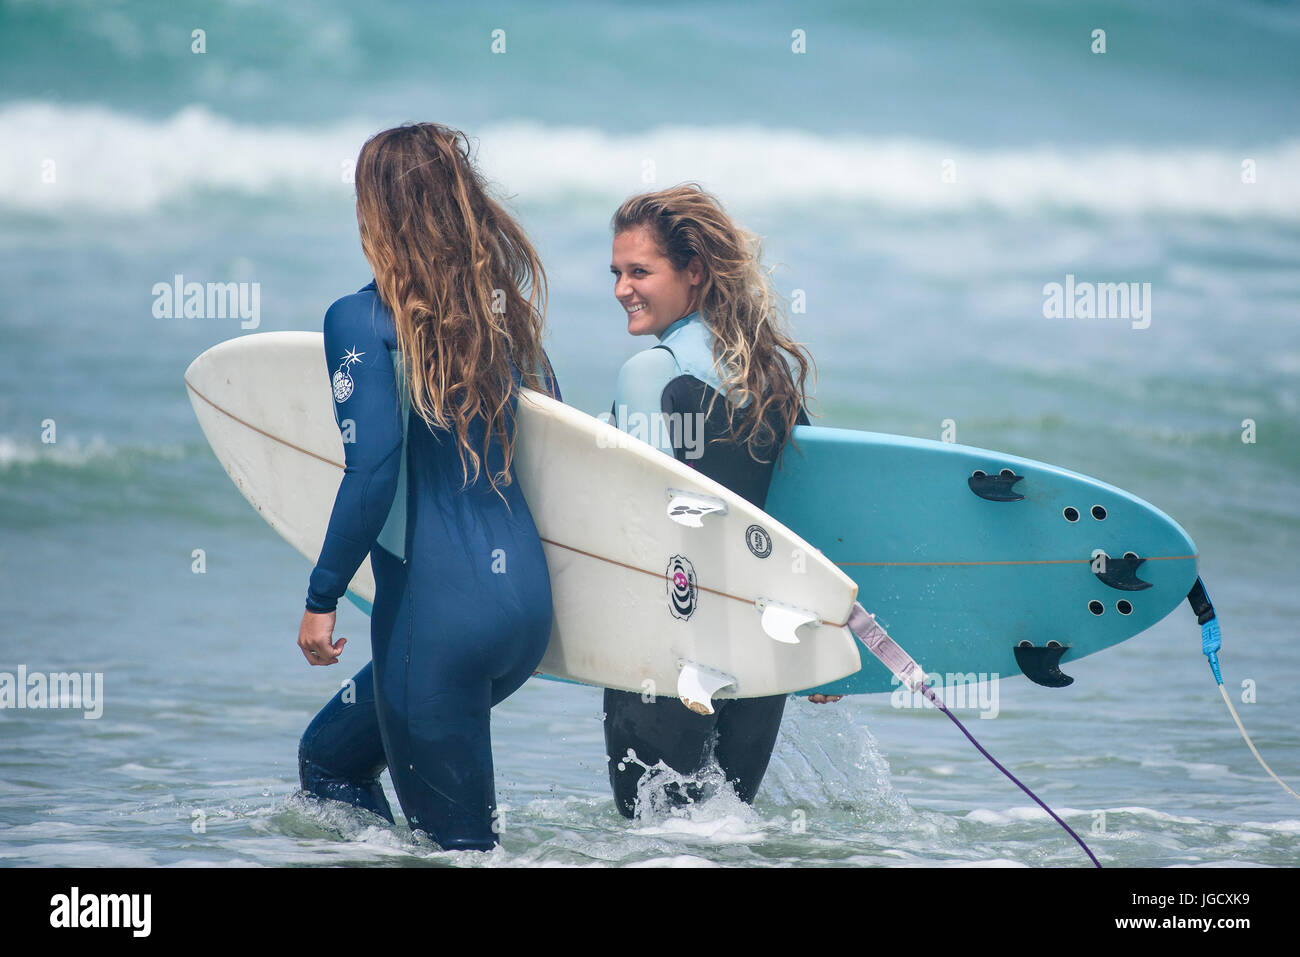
[
  {"left": 657, "top": 319, "right": 726, "bottom": 394},
  {"left": 323, "top": 280, "right": 392, "bottom": 341},
  {"left": 616, "top": 343, "right": 680, "bottom": 385},
  {"left": 613, "top": 345, "right": 681, "bottom": 408},
  {"left": 326, "top": 279, "right": 379, "bottom": 314}
]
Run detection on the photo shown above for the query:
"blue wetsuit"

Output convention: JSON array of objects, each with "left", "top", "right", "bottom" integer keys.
[
  {"left": 603, "top": 311, "right": 808, "bottom": 817},
  {"left": 297, "top": 280, "right": 559, "bottom": 851}
]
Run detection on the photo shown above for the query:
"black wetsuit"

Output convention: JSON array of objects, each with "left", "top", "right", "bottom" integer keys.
[{"left": 603, "top": 310, "right": 807, "bottom": 817}]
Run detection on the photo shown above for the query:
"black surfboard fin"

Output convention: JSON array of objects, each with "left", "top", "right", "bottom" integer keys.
[
  {"left": 1093, "top": 553, "right": 1152, "bottom": 591},
  {"left": 968, "top": 468, "right": 1024, "bottom": 502},
  {"left": 1014, "top": 640, "right": 1074, "bottom": 687}
]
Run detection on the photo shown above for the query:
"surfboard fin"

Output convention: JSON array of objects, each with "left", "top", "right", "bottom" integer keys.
[
  {"left": 848, "top": 604, "right": 1100, "bottom": 867},
  {"left": 755, "top": 598, "right": 817, "bottom": 644},
  {"left": 1092, "top": 553, "right": 1152, "bottom": 591},
  {"left": 665, "top": 489, "right": 728, "bottom": 527},
  {"left": 968, "top": 468, "right": 1025, "bottom": 502},
  {"left": 676, "top": 660, "right": 736, "bottom": 715},
  {"left": 1013, "top": 640, "right": 1074, "bottom": 687}
]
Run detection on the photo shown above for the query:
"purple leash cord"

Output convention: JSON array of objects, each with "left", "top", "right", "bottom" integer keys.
[{"left": 847, "top": 602, "right": 1102, "bottom": 868}]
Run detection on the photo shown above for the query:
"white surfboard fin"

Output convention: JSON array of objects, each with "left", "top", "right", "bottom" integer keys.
[
  {"left": 755, "top": 598, "right": 817, "bottom": 644},
  {"left": 847, "top": 602, "right": 926, "bottom": 692},
  {"left": 676, "top": 659, "right": 736, "bottom": 715},
  {"left": 665, "top": 489, "right": 728, "bottom": 527}
]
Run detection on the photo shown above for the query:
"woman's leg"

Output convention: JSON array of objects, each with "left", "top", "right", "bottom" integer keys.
[
  {"left": 297, "top": 660, "right": 394, "bottom": 823},
  {"left": 713, "top": 693, "right": 787, "bottom": 804},
  {"left": 602, "top": 692, "right": 788, "bottom": 816},
  {"left": 369, "top": 542, "right": 550, "bottom": 851},
  {"left": 378, "top": 671, "right": 499, "bottom": 851},
  {"left": 602, "top": 688, "right": 717, "bottom": 818}
]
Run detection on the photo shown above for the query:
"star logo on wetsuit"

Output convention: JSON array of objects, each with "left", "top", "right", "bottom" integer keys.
[{"left": 332, "top": 347, "right": 365, "bottom": 403}]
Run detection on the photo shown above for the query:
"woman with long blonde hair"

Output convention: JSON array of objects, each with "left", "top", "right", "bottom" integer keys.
[
  {"left": 603, "top": 183, "right": 833, "bottom": 817},
  {"left": 295, "top": 123, "right": 560, "bottom": 851}
]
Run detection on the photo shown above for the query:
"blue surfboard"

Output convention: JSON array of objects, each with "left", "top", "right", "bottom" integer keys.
[{"left": 764, "top": 427, "right": 1199, "bottom": 696}]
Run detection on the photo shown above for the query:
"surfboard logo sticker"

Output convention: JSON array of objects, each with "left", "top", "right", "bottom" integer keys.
[
  {"left": 331, "top": 347, "right": 365, "bottom": 403},
  {"left": 745, "top": 524, "right": 772, "bottom": 559},
  {"left": 666, "top": 554, "right": 698, "bottom": 621}
]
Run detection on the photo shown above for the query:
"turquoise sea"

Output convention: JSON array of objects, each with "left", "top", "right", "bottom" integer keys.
[{"left": 1, "top": 0, "right": 1297, "bottom": 868}]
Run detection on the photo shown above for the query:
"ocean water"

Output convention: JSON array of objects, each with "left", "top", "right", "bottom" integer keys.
[{"left": 1, "top": 0, "right": 1297, "bottom": 868}]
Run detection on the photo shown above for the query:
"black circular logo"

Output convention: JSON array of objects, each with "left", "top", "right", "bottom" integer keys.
[
  {"left": 745, "top": 524, "right": 772, "bottom": 559},
  {"left": 666, "top": 554, "right": 698, "bottom": 621}
]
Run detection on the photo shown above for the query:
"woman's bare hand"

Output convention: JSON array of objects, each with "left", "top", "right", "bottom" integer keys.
[
  {"left": 298, "top": 609, "right": 346, "bottom": 666},
  {"left": 807, "top": 694, "right": 843, "bottom": 704}
]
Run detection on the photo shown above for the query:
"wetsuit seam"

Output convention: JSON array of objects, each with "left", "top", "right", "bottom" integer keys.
[{"left": 357, "top": 439, "right": 403, "bottom": 525}]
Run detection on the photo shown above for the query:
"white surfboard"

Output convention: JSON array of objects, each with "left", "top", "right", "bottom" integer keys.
[{"left": 185, "top": 331, "right": 861, "bottom": 711}]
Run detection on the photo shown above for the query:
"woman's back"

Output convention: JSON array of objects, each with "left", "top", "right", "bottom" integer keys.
[
  {"left": 336, "top": 281, "right": 557, "bottom": 558},
  {"left": 307, "top": 279, "right": 558, "bottom": 608},
  {"left": 298, "top": 119, "right": 559, "bottom": 853}
]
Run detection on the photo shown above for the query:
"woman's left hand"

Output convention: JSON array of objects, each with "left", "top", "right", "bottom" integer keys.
[
  {"left": 807, "top": 694, "right": 843, "bottom": 704},
  {"left": 298, "top": 609, "right": 347, "bottom": 666}
]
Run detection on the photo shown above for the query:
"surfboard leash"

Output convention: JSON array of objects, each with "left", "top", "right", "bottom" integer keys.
[
  {"left": 846, "top": 603, "right": 1102, "bottom": 868},
  {"left": 1187, "top": 578, "right": 1300, "bottom": 801}
]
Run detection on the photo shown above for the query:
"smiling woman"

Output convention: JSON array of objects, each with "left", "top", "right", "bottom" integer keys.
[
  {"left": 602, "top": 183, "right": 830, "bottom": 819},
  {"left": 611, "top": 225, "right": 705, "bottom": 337}
]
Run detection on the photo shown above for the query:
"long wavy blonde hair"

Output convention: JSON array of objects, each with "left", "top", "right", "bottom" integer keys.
[
  {"left": 354, "top": 123, "right": 553, "bottom": 497},
  {"left": 612, "top": 183, "right": 815, "bottom": 463}
]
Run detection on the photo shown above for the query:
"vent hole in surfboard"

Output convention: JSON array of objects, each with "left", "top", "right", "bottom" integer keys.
[
  {"left": 1091, "top": 505, "right": 1107, "bottom": 520},
  {"left": 972, "top": 469, "right": 986, "bottom": 478},
  {"left": 1123, "top": 551, "right": 1138, "bottom": 560},
  {"left": 1063, "top": 506, "right": 1080, "bottom": 522},
  {"left": 999, "top": 468, "right": 1015, "bottom": 478},
  {"left": 1117, "top": 599, "right": 1133, "bottom": 615},
  {"left": 1088, "top": 600, "right": 1104, "bottom": 616}
]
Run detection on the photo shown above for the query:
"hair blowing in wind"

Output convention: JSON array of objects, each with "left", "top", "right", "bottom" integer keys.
[
  {"left": 612, "top": 183, "right": 815, "bottom": 463},
  {"left": 354, "top": 123, "right": 553, "bottom": 495}
]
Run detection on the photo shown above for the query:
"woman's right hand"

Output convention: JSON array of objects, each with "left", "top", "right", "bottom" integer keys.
[{"left": 298, "top": 609, "right": 347, "bottom": 666}]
